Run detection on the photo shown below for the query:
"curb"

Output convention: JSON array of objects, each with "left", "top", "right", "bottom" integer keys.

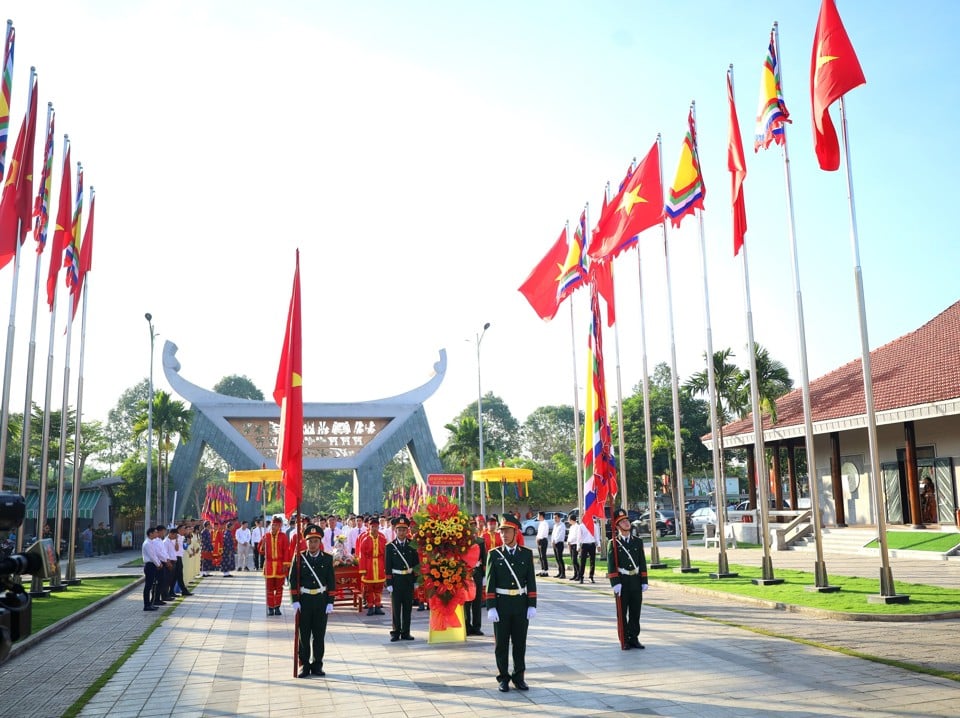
[{"left": 8, "top": 576, "right": 145, "bottom": 661}]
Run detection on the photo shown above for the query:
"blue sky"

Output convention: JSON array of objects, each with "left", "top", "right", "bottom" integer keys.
[{"left": 2, "top": 0, "right": 957, "bottom": 456}]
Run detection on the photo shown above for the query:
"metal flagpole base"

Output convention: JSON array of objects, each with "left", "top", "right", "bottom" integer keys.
[
  {"left": 709, "top": 553, "right": 737, "bottom": 579},
  {"left": 804, "top": 560, "right": 839, "bottom": 593},
  {"left": 28, "top": 575, "right": 51, "bottom": 598},
  {"left": 751, "top": 556, "right": 783, "bottom": 586},
  {"left": 648, "top": 544, "right": 666, "bottom": 569},
  {"left": 649, "top": 563, "right": 668, "bottom": 569},
  {"left": 868, "top": 567, "right": 909, "bottom": 604},
  {"left": 48, "top": 583, "right": 67, "bottom": 592},
  {"left": 675, "top": 548, "right": 699, "bottom": 574},
  {"left": 63, "top": 579, "right": 81, "bottom": 586}
]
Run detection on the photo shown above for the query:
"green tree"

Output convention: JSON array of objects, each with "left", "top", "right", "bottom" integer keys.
[
  {"left": 134, "top": 391, "right": 192, "bottom": 522},
  {"left": 743, "top": 343, "right": 793, "bottom": 424},
  {"left": 452, "top": 393, "right": 520, "bottom": 460},
  {"left": 213, "top": 374, "right": 264, "bottom": 400},
  {"left": 521, "top": 405, "right": 580, "bottom": 465},
  {"left": 440, "top": 415, "right": 480, "bottom": 474},
  {"left": 103, "top": 380, "right": 150, "bottom": 471},
  {"left": 684, "top": 348, "right": 747, "bottom": 482}
]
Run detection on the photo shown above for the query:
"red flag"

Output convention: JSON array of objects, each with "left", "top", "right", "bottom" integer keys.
[
  {"left": 518, "top": 228, "right": 567, "bottom": 321},
  {"left": 592, "top": 259, "right": 616, "bottom": 327},
  {"left": 0, "top": 77, "right": 38, "bottom": 269},
  {"left": 728, "top": 70, "right": 748, "bottom": 255},
  {"left": 274, "top": 250, "right": 303, "bottom": 517},
  {"left": 46, "top": 143, "right": 70, "bottom": 308},
  {"left": 810, "top": 0, "right": 865, "bottom": 171},
  {"left": 70, "top": 188, "right": 94, "bottom": 318},
  {"left": 588, "top": 142, "right": 663, "bottom": 261}
]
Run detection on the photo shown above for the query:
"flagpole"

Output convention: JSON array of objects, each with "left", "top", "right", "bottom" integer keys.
[
  {"left": 581, "top": 202, "right": 593, "bottom": 522},
  {"left": 50, "top": 275, "right": 75, "bottom": 591},
  {"left": 771, "top": 24, "right": 832, "bottom": 590},
  {"left": 568, "top": 255, "right": 584, "bottom": 517},
  {"left": 0, "top": 67, "right": 35, "bottom": 492},
  {"left": 658, "top": 133, "right": 695, "bottom": 573},
  {"left": 17, "top": 101, "right": 53, "bottom": 532},
  {"left": 636, "top": 238, "right": 662, "bottom": 568},
  {"left": 65, "top": 187, "right": 93, "bottom": 584},
  {"left": 837, "top": 96, "right": 902, "bottom": 602}
]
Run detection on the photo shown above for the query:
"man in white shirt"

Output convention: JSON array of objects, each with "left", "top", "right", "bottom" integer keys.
[
  {"left": 567, "top": 517, "right": 581, "bottom": 581},
  {"left": 163, "top": 527, "right": 183, "bottom": 597},
  {"left": 535, "top": 512, "right": 550, "bottom": 577},
  {"left": 251, "top": 518, "right": 264, "bottom": 571},
  {"left": 324, "top": 515, "right": 338, "bottom": 554},
  {"left": 577, "top": 520, "right": 597, "bottom": 584},
  {"left": 141, "top": 527, "right": 161, "bottom": 611},
  {"left": 236, "top": 521, "right": 253, "bottom": 571},
  {"left": 551, "top": 512, "right": 567, "bottom": 578},
  {"left": 380, "top": 516, "right": 395, "bottom": 543},
  {"left": 345, "top": 516, "right": 360, "bottom": 556}
]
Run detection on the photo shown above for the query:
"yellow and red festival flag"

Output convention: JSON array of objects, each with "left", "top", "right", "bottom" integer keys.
[
  {"left": 556, "top": 211, "right": 586, "bottom": 305},
  {"left": 518, "top": 227, "right": 569, "bottom": 322},
  {"left": 63, "top": 163, "right": 83, "bottom": 320},
  {"left": 47, "top": 141, "right": 70, "bottom": 308},
  {"left": 755, "top": 29, "right": 790, "bottom": 151},
  {"left": 0, "top": 22, "right": 14, "bottom": 180},
  {"left": 274, "top": 250, "right": 303, "bottom": 516},
  {"left": 588, "top": 141, "right": 663, "bottom": 262},
  {"left": 70, "top": 187, "right": 95, "bottom": 318},
  {"left": 33, "top": 105, "right": 54, "bottom": 251},
  {"left": 0, "top": 74, "right": 38, "bottom": 270},
  {"left": 810, "top": 0, "right": 865, "bottom": 171},
  {"left": 581, "top": 278, "right": 617, "bottom": 533},
  {"left": 728, "top": 69, "right": 748, "bottom": 256},
  {"left": 664, "top": 108, "right": 705, "bottom": 227}
]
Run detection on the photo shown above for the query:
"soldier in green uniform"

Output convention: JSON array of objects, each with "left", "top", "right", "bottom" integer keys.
[
  {"left": 385, "top": 515, "right": 419, "bottom": 642},
  {"left": 290, "top": 524, "right": 336, "bottom": 678},
  {"left": 484, "top": 513, "right": 537, "bottom": 692},
  {"left": 607, "top": 508, "right": 648, "bottom": 650}
]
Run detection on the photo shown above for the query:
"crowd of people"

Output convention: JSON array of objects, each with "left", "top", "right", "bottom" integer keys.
[{"left": 137, "top": 507, "right": 649, "bottom": 691}]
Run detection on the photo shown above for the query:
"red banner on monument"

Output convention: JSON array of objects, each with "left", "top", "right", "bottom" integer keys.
[{"left": 427, "top": 474, "right": 465, "bottom": 488}]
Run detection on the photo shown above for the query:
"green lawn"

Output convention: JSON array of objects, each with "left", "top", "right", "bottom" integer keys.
[
  {"left": 25, "top": 577, "right": 138, "bottom": 635},
  {"left": 648, "top": 559, "right": 960, "bottom": 615},
  {"left": 865, "top": 530, "right": 960, "bottom": 552}
]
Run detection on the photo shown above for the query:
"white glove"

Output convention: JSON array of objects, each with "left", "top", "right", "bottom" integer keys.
[
  {"left": 526, "top": 607, "right": 536, "bottom": 620},
  {"left": 641, "top": 584, "right": 649, "bottom": 593},
  {"left": 325, "top": 604, "right": 334, "bottom": 614},
  {"left": 292, "top": 601, "right": 301, "bottom": 613},
  {"left": 613, "top": 584, "right": 622, "bottom": 596},
  {"left": 387, "top": 585, "right": 393, "bottom": 594},
  {"left": 488, "top": 608, "right": 499, "bottom": 623}
]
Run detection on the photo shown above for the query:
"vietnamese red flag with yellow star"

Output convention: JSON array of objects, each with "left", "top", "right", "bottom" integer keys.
[
  {"left": 46, "top": 142, "right": 70, "bottom": 308},
  {"left": 0, "top": 76, "right": 37, "bottom": 270},
  {"left": 274, "top": 250, "right": 303, "bottom": 516},
  {"left": 728, "top": 69, "right": 748, "bottom": 256},
  {"left": 518, "top": 227, "right": 568, "bottom": 321},
  {"left": 587, "top": 141, "right": 662, "bottom": 262},
  {"left": 810, "top": 0, "right": 865, "bottom": 171}
]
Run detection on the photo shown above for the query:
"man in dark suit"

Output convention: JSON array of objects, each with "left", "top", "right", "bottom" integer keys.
[
  {"left": 607, "top": 508, "right": 648, "bottom": 650},
  {"left": 290, "top": 524, "right": 336, "bottom": 677},
  {"left": 385, "top": 515, "right": 420, "bottom": 641},
  {"left": 466, "top": 529, "right": 487, "bottom": 636}
]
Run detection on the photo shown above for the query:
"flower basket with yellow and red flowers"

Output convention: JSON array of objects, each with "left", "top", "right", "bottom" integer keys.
[{"left": 412, "top": 495, "right": 480, "bottom": 631}]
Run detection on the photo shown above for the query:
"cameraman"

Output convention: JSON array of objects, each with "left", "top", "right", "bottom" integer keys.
[{"left": 142, "top": 527, "right": 161, "bottom": 612}]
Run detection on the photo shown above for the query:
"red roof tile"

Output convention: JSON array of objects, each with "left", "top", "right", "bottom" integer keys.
[{"left": 721, "top": 300, "right": 960, "bottom": 438}]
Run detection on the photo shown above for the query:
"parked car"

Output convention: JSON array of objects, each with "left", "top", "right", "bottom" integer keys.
[
  {"left": 685, "top": 499, "right": 711, "bottom": 514},
  {"left": 634, "top": 508, "right": 694, "bottom": 537},
  {"left": 631, "top": 511, "right": 669, "bottom": 538},
  {"left": 690, "top": 507, "right": 718, "bottom": 532},
  {"left": 521, "top": 517, "right": 555, "bottom": 536}
]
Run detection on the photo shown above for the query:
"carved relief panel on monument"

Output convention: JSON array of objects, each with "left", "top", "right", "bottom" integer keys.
[{"left": 227, "top": 418, "right": 391, "bottom": 458}]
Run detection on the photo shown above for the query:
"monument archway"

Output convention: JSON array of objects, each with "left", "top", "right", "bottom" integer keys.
[{"left": 162, "top": 341, "right": 445, "bottom": 517}]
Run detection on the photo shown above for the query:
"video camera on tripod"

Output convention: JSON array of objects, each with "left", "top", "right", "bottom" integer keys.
[{"left": 0, "top": 491, "right": 48, "bottom": 665}]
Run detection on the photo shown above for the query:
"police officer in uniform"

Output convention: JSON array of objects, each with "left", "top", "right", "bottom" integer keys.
[
  {"left": 484, "top": 513, "right": 537, "bottom": 692},
  {"left": 385, "top": 515, "right": 420, "bottom": 642},
  {"left": 290, "top": 524, "right": 336, "bottom": 677},
  {"left": 607, "top": 508, "right": 648, "bottom": 650}
]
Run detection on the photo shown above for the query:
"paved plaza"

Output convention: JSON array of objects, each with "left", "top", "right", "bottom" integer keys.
[{"left": 2, "top": 547, "right": 959, "bottom": 717}]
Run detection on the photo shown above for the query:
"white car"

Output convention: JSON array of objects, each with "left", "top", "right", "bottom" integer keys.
[
  {"left": 690, "top": 507, "right": 718, "bottom": 532},
  {"left": 521, "top": 517, "right": 555, "bottom": 536}
]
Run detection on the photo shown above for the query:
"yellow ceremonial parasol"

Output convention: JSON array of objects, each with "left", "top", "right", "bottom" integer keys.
[
  {"left": 471, "top": 467, "right": 533, "bottom": 514},
  {"left": 227, "top": 469, "right": 283, "bottom": 509}
]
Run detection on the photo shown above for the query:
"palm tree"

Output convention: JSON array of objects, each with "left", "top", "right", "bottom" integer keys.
[
  {"left": 684, "top": 348, "right": 748, "bottom": 483},
  {"left": 744, "top": 343, "right": 793, "bottom": 424},
  {"left": 651, "top": 422, "right": 688, "bottom": 514},
  {"left": 134, "top": 391, "right": 192, "bottom": 522}
]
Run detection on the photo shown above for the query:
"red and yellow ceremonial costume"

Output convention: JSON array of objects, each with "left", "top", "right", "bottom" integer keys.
[
  {"left": 211, "top": 525, "right": 225, "bottom": 569},
  {"left": 357, "top": 531, "right": 387, "bottom": 608},
  {"left": 260, "top": 527, "right": 291, "bottom": 610},
  {"left": 483, "top": 528, "right": 503, "bottom": 553}
]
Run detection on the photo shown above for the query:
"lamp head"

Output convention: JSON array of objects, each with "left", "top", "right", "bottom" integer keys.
[
  {"left": 483, "top": 322, "right": 490, "bottom": 330},
  {"left": 145, "top": 312, "right": 152, "bottom": 322}
]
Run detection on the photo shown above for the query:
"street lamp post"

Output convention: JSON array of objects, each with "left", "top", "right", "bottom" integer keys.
[
  {"left": 476, "top": 322, "right": 490, "bottom": 518},
  {"left": 145, "top": 313, "right": 156, "bottom": 533}
]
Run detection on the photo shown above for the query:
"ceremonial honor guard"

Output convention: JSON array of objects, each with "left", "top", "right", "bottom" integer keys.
[
  {"left": 607, "top": 508, "right": 648, "bottom": 650},
  {"left": 385, "top": 516, "right": 419, "bottom": 641},
  {"left": 466, "top": 529, "right": 487, "bottom": 636},
  {"left": 261, "top": 516, "right": 291, "bottom": 616},
  {"left": 290, "top": 524, "right": 336, "bottom": 678},
  {"left": 357, "top": 515, "right": 387, "bottom": 615},
  {"left": 484, "top": 514, "right": 537, "bottom": 692}
]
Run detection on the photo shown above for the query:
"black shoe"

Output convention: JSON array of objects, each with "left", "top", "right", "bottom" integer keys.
[
  {"left": 154, "top": 601, "right": 167, "bottom": 605},
  {"left": 621, "top": 642, "right": 631, "bottom": 650},
  {"left": 628, "top": 638, "right": 645, "bottom": 649},
  {"left": 367, "top": 607, "right": 376, "bottom": 616},
  {"left": 513, "top": 677, "right": 529, "bottom": 691},
  {"left": 181, "top": 592, "right": 193, "bottom": 596},
  {"left": 312, "top": 665, "right": 325, "bottom": 676},
  {"left": 374, "top": 607, "right": 385, "bottom": 615},
  {"left": 401, "top": 634, "right": 414, "bottom": 641},
  {"left": 144, "top": 606, "right": 158, "bottom": 611},
  {"left": 590, "top": 578, "right": 595, "bottom": 584},
  {"left": 498, "top": 680, "right": 510, "bottom": 693},
  {"left": 473, "top": 629, "right": 484, "bottom": 636},
  {"left": 416, "top": 605, "right": 425, "bottom": 612},
  {"left": 390, "top": 635, "right": 400, "bottom": 642},
  {"left": 275, "top": 608, "right": 282, "bottom": 616},
  {"left": 298, "top": 668, "right": 312, "bottom": 678}
]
